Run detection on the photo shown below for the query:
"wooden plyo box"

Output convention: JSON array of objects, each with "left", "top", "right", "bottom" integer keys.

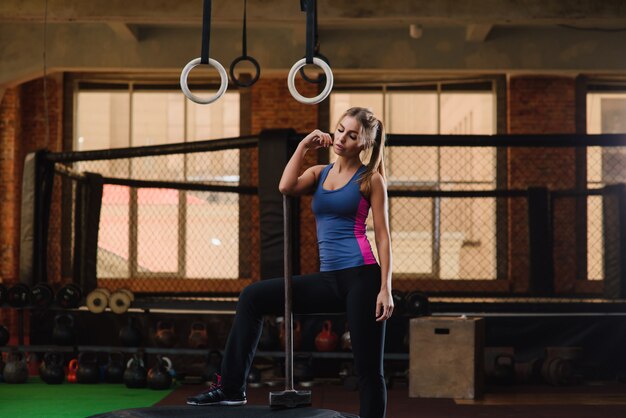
[{"left": 409, "top": 316, "right": 485, "bottom": 399}]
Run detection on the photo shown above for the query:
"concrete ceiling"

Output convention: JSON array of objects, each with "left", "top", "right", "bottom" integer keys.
[{"left": 1, "top": 0, "right": 626, "bottom": 87}]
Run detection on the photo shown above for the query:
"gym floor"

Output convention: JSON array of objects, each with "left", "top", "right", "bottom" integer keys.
[
  {"left": 158, "top": 381, "right": 626, "bottom": 418},
  {"left": 3, "top": 378, "right": 626, "bottom": 417}
]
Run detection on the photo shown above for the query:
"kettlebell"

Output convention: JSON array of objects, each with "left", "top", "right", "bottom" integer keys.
[
  {"left": 492, "top": 354, "right": 516, "bottom": 385},
  {"left": 77, "top": 352, "right": 100, "bottom": 384},
  {"left": 315, "top": 320, "right": 338, "bottom": 352},
  {"left": 162, "top": 356, "right": 176, "bottom": 381},
  {"left": 56, "top": 283, "right": 82, "bottom": 309},
  {"left": 155, "top": 321, "right": 177, "bottom": 348},
  {"left": 104, "top": 352, "right": 125, "bottom": 383},
  {"left": 30, "top": 282, "right": 54, "bottom": 309},
  {"left": 293, "top": 354, "right": 314, "bottom": 383},
  {"left": 3, "top": 351, "right": 28, "bottom": 384},
  {"left": 7, "top": 283, "right": 31, "bottom": 308},
  {"left": 67, "top": 359, "right": 78, "bottom": 383},
  {"left": 147, "top": 355, "right": 172, "bottom": 390},
  {"left": 340, "top": 363, "right": 358, "bottom": 391},
  {"left": 247, "top": 366, "right": 262, "bottom": 388},
  {"left": 279, "top": 319, "right": 302, "bottom": 351},
  {"left": 0, "top": 324, "right": 9, "bottom": 346},
  {"left": 119, "top": 317, "right": 142, "bottom": 347},
  {"left": 124, "top": 354, "right": 147, "bottom": 388},
  {"left": 188, "top": 322, "right": 208, "bottom": 349},
  {"left": 52, "top": 313, "right": 75, "bottom": 346},
  {"left": 40, "top": 352, "right": 65, "bottom": 384},
  {"left": 31, "top": 283, "right": 54, "bottom": 309},
  {"left": 405, "top": 291, "right": 430, "bottom": 317},
  {"left": 341, "top": 324, "right": 352, "bottom": 351}
]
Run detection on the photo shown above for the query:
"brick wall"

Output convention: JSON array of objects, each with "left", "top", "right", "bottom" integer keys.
[
  {"left": 507, "top": 76, "right": 577, "bottom": 293},
  {"left": 0, "top": 75, "right": 63, "bottom": 343},
  {"left": 0, "top": 88, "right": 21, "bottom": 345},
  {"left": 0, "top": 88, "right": 20, "bottom": 284},
  {"left": 250, "top": 77, "right": 321, "bottom": 275}
]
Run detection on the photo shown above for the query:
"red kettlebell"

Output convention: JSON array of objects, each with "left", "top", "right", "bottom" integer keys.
[
  {"left": 188, "top": 322, "right": 208, "bottom": 349},
  {"left": 155, "top": 321, "right": 177, "bottom": 348},
  {"left": 67, "top": 359, "right": 78, "bottom": 383},
  {"left": 315, "top": 320, "right": 338, "bottom": 352}
]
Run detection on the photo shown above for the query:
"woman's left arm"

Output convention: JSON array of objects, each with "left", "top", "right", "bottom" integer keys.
[{"left": 370, "top": 172, "right": 394, "bottom": 322}]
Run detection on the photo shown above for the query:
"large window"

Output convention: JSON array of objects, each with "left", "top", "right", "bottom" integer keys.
[
  {"left": 330, "top": 82, "right": 496, "bottom": 280},
  {"left": 75, "top": 84, "right": 240, "bottom": 279},
  {"left": 586, "top": 87, "right": 626, "bottom": 281}
]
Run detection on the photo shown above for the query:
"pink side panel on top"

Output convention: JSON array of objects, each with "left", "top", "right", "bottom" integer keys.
[{"left": 355, "top": 197, "right": 377, "bottom": 264}]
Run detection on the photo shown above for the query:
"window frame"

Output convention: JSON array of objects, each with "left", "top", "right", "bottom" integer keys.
[
  {"left": 67, "top": 76, "right": 243, "bottom": 285},
  {"left": 329, "top": 78, "right": 503, "bottom": 284}
]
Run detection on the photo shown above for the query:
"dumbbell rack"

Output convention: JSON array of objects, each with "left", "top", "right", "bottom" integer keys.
[
  {"left": 0, "top": 295, "right": 236, "bottom": 353},
  {"left": 1, "top": 297, "right": 409, "bottom": 361},
  {"left": 2, "top": 291, "right": 411, "bottom": 391},
  {"left": 1, "top": 297, "right": 412, "bottom": 392},
  {"left": 0, "top": 343, "right": 409, "bottom": 360}
]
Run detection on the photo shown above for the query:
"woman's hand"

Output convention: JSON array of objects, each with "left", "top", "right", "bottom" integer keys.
[
  {"left": 301, "top": 129, "right": 333, "bottom": 150},
  {"left": 375, "top": 288, "right": 394, "bottom": 322}
]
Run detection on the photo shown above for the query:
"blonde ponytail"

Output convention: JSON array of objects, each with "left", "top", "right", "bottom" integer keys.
[{"left": 358, "top": 119, "right": 386, "bottom": 199}]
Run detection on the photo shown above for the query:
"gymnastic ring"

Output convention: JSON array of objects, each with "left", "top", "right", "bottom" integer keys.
[
  {"left": 299, "top": 53, "right": 330, "bottom": 84},
  {"left": 287, "top": 57, "right": 334, "bottom": 105},
  {"left": 229, "top": 55, "right": 261, "bottom": 88},
  {"left": 180, "top": 57, "right": 229, "bottom": 105}
]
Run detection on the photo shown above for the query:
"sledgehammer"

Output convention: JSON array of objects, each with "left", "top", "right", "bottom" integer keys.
[{"left": 269, "top": 195, "right": 312, "bottom": 408}]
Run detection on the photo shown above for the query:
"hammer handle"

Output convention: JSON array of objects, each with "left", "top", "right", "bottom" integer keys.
[{"left": 283, "top": 195, "right": 294, "bottom": 391}]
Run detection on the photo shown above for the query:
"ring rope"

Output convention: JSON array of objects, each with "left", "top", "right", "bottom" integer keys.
[{"left": 180, "top": 0, "right": 228, "bottom": 104}]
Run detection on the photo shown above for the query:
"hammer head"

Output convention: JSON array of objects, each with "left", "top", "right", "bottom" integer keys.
[{"left": 269, "top": 389, "right": 312, "bottom": 408}]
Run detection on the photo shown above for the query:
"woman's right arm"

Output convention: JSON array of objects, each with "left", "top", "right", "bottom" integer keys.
[{"left": 279, "top": 129, "right": 332, "bottom": 196}]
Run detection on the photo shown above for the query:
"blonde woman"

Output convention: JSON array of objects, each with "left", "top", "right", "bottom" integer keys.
[{"left": 188, "top": 107, "right": 393, "bottom": 418}]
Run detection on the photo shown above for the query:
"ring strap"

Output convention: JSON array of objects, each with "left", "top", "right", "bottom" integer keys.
[
  {"left": 200, "top": 0, "right": 212, "bottom": 65},
  {"left": 300, "top": 0, "right": 317, "bottom": 65},
  {"left": 241, "top": 0, "right": 248, "bottom": 56}
]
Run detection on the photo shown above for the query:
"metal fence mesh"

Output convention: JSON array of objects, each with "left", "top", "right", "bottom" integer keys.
[
  {"left": 43, "top": 136, "right": 626, "bottom": 300},
  {"left": 383, "top": 145, "right": 499, "bottom": 285},
  {"left": 586, "top": 195, "right": 604, "bottom": 281},
  {"left": 75, "top": 150, "right": 244, "bottom": 282}
]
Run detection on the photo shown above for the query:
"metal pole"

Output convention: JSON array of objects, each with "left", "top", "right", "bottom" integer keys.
[
  {"left": 269, "top": 194, "right": 310, "bottom": 407},
  {"left": 283, "top": 194, "right": 294, "bottom": 391}
]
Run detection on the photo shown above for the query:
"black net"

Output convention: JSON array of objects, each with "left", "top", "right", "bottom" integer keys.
[
  {"left": 38, "top": 133, "right": 626, "bottom": 306},
  {"left": 380, "top": 134, "right": 626, "bottom": 305},
  {"left": 49, "top": 137, "right": 258, "bottom": 296}
]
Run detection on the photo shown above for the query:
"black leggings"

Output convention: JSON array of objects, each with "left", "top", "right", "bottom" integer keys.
[{"left": 220, "top": 263, "right": 387, "bottom": 418}]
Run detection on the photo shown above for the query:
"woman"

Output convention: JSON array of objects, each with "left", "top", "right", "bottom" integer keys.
[{"left": 187, "top": 107, "right": 393, "bottom": 418}]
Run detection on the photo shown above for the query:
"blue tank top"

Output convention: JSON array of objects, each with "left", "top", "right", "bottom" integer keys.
[{"left": 312, "top": 163, "right": 377, "bottom": 272}]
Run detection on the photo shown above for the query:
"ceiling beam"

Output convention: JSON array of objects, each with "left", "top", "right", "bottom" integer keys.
[
  {"left": 3, "top": 23, "right": 626, "bottom": 89},
  {"left": 466, "top": 24, "right": 493, "bottom": 42},
  {"left": 1, "top": 0, "right": 625, "bottom": 26},
  {"left": 107, "top": 23, "right": 140, "bottom": 42}
]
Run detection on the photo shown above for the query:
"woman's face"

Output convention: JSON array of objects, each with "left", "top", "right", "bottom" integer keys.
[{"left": 333, "top": 116, "right": 364, "bottom": 158}]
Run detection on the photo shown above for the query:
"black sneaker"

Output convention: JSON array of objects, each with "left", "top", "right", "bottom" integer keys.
[{"left": 186, "top": 374, "right": 247, "bottom": 406}]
